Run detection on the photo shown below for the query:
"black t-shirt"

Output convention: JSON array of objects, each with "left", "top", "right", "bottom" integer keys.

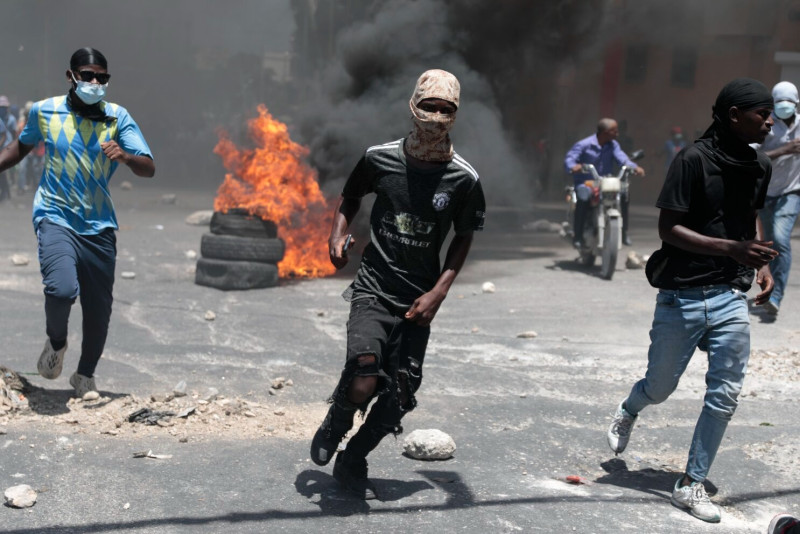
[
  {"left": 646, "top": 135, "right": 771, "bottom": 291},
  {"left": 342, "top": 138, "right": 486, "bottom": 310}
]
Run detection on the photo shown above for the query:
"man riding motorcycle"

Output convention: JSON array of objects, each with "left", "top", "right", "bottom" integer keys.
[{"left": 565, "top": 118, "right": 645, "bottom": 247}]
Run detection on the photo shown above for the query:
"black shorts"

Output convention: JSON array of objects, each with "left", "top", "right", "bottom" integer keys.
[{"left": 334, "top": 296, "right": 429, "bottom": 407}]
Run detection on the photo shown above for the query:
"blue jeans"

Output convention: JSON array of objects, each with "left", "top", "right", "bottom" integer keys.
[
  {"left": 760, "top": 192, "right": 800, "bottom": 308},
  {"left": 625, "top": 285, "right": 750, "bottom": 482}
]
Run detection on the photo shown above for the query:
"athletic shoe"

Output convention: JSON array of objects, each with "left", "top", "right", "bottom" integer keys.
[
  {"left": 763, "top": 300, "right": 780, "bottom": 316},
  {"left": 768, "top": 514, "right": 800, "bottom": 534},
  {"left": 69, "top": 372, "right": 97, "bottom": 398},
  {"left": 607, "top": 401, "right": 637, "bottom": 454},
  {"left": 333, "top": 452, "right": 377, "bottom": 500},
  {"left": 37, "top": 339, "right": 67, "bottom": 379},
  {"left": 310, "top": 404, "right": 354, "bottom": 466},
  {"left": 670, "top": 479, "right": 721, "bottom": 523}
]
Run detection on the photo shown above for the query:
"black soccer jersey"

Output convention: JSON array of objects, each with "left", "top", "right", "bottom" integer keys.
[{"left": 342, "top": 138, "right": 485, "bottom": 310}]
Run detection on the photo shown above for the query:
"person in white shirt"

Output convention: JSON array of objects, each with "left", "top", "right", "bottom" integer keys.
[{"left": 755, "top": 81, "right": 800, "bottom": 317}]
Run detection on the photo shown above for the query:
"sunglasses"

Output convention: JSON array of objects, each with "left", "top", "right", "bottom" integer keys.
[{"left": 74, "top": 70, "right": 111, "bottom": 84}]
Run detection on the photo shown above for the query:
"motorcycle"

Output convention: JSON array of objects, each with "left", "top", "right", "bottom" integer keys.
[{"left": 564, "top": 150, "right": 643, "bottom": 280}]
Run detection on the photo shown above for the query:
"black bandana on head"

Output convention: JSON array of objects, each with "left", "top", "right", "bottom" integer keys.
[
  {"left": 70, "top": 47, "right": 107, "bottom": 70},
  {"left": 706, "top": 78, "right": 773, "bottom": 131},
  {"left": 697, "top": 78, "right": 771, "bottom": 173}
]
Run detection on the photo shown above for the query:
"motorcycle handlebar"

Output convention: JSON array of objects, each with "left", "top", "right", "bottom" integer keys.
[{"left": 579, "top": 163, "right": 635, "bottom": 181}]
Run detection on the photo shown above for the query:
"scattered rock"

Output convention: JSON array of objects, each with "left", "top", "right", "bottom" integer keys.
[
  {"left": 204, "top": 310, "right": 216, "bottom": 321},
  {"left": 1, "top": 367, "right": 31, "bottom": 411},
  {"left": 185, "top": 210, "right": 214, "bottom": 226},
  {"left": 132, "top": 450, "right": 172, "bottom": 460},
  {"left": 481, "top": 281, "right": 496, "bottom": 294},
  {"left": 173, "top": 380, "right": 187, "bottom": 397},
  {"left": 523, "top": 219, "right": 562, "bottom": 233},
  {"left": 160, "top": 194, "right": 177, "bottom": 205},
  {"left": 403, "top": 429, "right": 456, "bottom": 460},
  {"left": 176, "top": 406, "right": 196, "bottom": 418},
  {"left": 185, "top": 250, "right": 198, "bottom": 260},
  {"left": 82, "top": 391, "right": 100, "bottom": 401},
  {"left": 123, "top": 502, "right": 130, "bottom": 510},
  {"left": 625, "top": 251, "right": 645, "bottom": 269},
  {"left": 120, "top": 271, "right": 136, "bottom": 280},
  {"left": 119, "top": 181, "right": 133, "bottom": 191},
  {"left": 516, "top": 331, "right": 538, "bottom": 339},
  {"left": 271, "top": 377, "right": 287, "bottom": 390},
  {"left": 10, "top": 254, "right": 29, "bottom": 266},
  {"left": 4, "top": 484, "right": 37, "bottom": 508},
  {"left": 203, "top": 388, "right": 219, "bottom": 402},
  {"left": 471, "top": 327, "right": 480, "bottom": 333}
]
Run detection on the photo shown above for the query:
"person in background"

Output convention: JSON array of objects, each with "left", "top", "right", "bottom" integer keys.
[
  {"left": 0, "top": 96, "right": 16, "bottom": 201},
  {"left": 564, "top": 118, "right": 645, "bottom": 247},
  {"left": 664, "top": 126, "right": 687, "bottom": 171},
  {"left": 0, "top": 47, "right": 154, "bottom": 397},
  {"left": 753, "top": 81, "right": 800, "bottom": 318},
  {"left": 606, "top": 78, "right": 775, "bottom": 523},
  {"left": 16, "top": 101, "right": 35, "bottom": 194}
]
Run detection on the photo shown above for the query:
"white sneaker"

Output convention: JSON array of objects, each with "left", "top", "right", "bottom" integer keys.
[
  {"left": 670, "top": 479, "right": 721, "bottom": 523},
  {"left": 607, "top": 401, "right": 637, "bottom": 454},
  {"left": 37, "top": 339, "right": 67, "bottom": 379},
  {"left": 69, "top": 372, "right": 97, "bottom": 398}
]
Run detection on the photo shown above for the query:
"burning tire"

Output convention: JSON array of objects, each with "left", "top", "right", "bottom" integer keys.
[
  {"left": 210, "top": 209, "right": 278, "bottom": 239},
  {"left": 195, "top": 258, "right": 279, "bottom": 290},
  {"left": 200, "top": 233, "right": 285, "bottom": 264}
]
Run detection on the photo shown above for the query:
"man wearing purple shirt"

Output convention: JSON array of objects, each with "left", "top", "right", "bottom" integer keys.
[{"left": 565, "top": 118, "right": 645, "bottom": 247}]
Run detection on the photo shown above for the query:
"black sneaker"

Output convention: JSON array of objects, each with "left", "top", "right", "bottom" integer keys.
[
  {"left": 333, "top": 452, "right": 377, "bottom": 500},
  {"left": 310, "top": 404, "right": 354, "bottom": 466}
]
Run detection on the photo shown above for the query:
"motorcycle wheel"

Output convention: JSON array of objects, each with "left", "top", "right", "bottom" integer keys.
[{"left": 600, "top": 217, "right": 620, "bottom": 280}]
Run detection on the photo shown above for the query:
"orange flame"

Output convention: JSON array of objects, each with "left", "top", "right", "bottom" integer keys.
[{"left": 213, "top": 105, "right": 335, "bottom": 278}]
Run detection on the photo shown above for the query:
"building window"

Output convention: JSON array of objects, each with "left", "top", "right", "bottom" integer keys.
[
  {"left": 625, "top": 44, "right": 648, "bottom": 83},
  {"left": 671, "top": 46, "right": 697, "bottom": 88}
]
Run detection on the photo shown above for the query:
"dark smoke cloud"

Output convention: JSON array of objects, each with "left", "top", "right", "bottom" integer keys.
[{"left": 292, "top": 0, "right": 534, "bottom": 205}]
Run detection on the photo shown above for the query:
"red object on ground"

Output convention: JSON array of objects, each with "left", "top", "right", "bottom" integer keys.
[{"left": 566, "top": 475, "right": 586, "bottom": 485}]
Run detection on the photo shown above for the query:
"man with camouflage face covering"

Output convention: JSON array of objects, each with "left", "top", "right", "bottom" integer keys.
[{"left": 310, "top": 69, "right": 486, "bottom": 499}]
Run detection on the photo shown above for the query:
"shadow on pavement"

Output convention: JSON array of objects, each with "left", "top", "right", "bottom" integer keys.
[
  {"left": 547, "top": 259, "right": 607, "bottom": 279},
  {"left": 594, "top": 457, "right": 712, "bottom": 497},
  {"left": 294, "top": 468, "right": 433, "bottom": 510},
  {"left": 24, "top": 385, "right": 128, "bottom": 416}
]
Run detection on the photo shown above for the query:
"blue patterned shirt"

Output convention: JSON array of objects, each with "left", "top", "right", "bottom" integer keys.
[{"left": 19, "top": 95, "right": 152, "bottom": 235}]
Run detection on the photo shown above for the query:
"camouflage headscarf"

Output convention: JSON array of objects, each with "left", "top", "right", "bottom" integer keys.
[{"left": 405, "top": 69, "right": 460, "bottom": 162}]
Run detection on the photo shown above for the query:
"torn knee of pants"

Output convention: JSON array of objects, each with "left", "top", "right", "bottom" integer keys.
[
  {"left": 398, "top": 357, "right": 423, "bottom": 413},
  {"left": 329, "top": 353, "right": 389, "bottom": 411}
]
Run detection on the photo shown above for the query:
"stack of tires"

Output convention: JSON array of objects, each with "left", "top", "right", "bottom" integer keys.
[{"left": 195, "top": 209, "right": 285, "bottom": 290}]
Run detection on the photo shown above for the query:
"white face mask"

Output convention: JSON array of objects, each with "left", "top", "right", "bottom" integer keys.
[
  {"left": 774, "top": 101, "right": 796, "bottom": 120},
  {"left": 71, "top": 72, "right": 107, "bottom": 105}
]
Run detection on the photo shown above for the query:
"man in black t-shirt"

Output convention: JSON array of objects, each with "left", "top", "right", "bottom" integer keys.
[
  {"left": 309, "top": 70, "right": 485, "bottom": 500},
  {"left": 606, "top": 79, "right": 777, "bottom": 523}
]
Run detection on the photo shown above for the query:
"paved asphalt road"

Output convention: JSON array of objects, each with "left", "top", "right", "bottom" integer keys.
[{"left": 1, "top": 185, "right": 798, "bottom": 533}]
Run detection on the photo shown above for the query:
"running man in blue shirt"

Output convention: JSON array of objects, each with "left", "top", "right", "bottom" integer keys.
[
  {"left": 0, "top": 48, "right": 154, "bottom": 398},
  {"left": 565, "top": 118, "right": 645, "bottom": 247}
]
